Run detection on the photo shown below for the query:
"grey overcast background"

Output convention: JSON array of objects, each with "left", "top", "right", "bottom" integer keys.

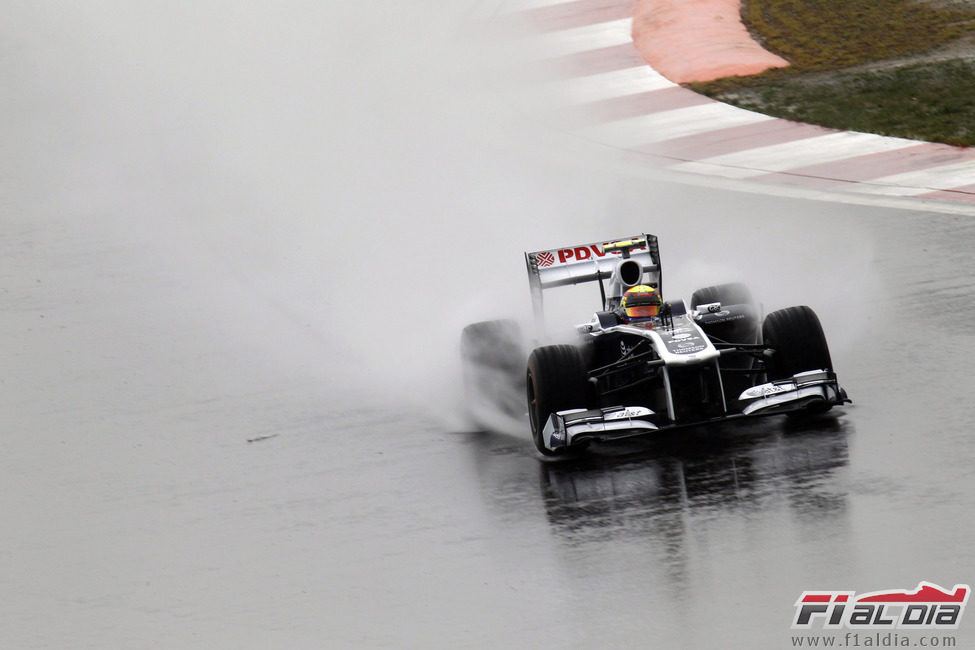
[{"left": 4, "top": 1, "right": 975, "bottom": 648}]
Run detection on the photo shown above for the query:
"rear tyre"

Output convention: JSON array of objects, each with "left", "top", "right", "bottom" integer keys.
[
  {"left": 691, "top": 282, "right": 759, "bottom": 404},
  {"left": 690, "top": 281, "right": 759, "bottom": 344},
  {"left": 460, "top": 320, "right": 524, "bottom": 419},
  {"left": 526, "top": 345, "right": 588, "bottom": 456},
  {"left": 461, "top": 320, "right": 522, "bottom": 371},
  {"left": 690, "top": 282, "right": 753, "bottom": 310}
]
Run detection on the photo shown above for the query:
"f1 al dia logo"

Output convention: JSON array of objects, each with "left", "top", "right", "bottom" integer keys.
[{"left": 792, "top": 582, "right": 970, "bottom": 630}]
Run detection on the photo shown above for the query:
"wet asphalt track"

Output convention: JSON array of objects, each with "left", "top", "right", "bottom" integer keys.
[
  {"left": 448, "top": 203, "right": 975, "bottom": 649},
  {"left": 5, "top": 192, "right": 975, "bottom": 649},
  {"left": 4, "top": 3, "right": 975, "bottom": 649}
]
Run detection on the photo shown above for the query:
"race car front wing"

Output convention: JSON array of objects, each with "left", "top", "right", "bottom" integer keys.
[
  {"left": 541, "top": 369, "right": 849, "bottom": 453},
  {"left": 738, "top": 369, "right": 849, "bottom": 416}
]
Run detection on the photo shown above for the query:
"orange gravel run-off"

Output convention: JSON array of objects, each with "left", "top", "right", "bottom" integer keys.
[{"left": 631, "top": 0, "right": 789, "bottom": 83}]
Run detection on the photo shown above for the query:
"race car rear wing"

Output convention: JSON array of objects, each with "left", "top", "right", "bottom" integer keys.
[{"left": 525, "top": 233, "right": 661, "bottom": 324}]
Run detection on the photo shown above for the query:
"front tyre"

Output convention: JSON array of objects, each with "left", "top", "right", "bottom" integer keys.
[
  {"left": 526, "top": 345, "right": 587, "bottom": 456},
  {"left": 762, "top": 305, "right": 834, "bottom": 417},
  {"left": 762, "top": 305, "right": 832, "bottom": 379}
]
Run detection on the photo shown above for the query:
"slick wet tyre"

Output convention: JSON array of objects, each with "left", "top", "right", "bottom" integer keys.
[
  {"left": 690, "top": 281, "right": 760, "bottom": 345},
  {"left": 690, "top": 282, "right": 753, "bottom": 310},
  {"left": 691, "top": 282, "right": 759, "bottom": 403},
  {"left": 526, "top": 345, "right": 587, "bottom": 456},
  {"left": 762, "top": 305, "right": 833, "bottom": 380},
  {"left": 460, "top": 320, "right": 523, "bottom": 372},
  {"left": 460, "top": 319, "right": 525, "bottom": 419}
]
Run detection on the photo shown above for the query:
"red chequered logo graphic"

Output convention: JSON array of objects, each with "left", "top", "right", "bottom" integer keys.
[{"left": 536, "top": 251, "right": 555, "bottom": 267}]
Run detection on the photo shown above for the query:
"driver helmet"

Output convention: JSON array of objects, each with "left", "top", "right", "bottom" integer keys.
[{"left": 620, "top": 285, "right": 661, "bottom": 322}]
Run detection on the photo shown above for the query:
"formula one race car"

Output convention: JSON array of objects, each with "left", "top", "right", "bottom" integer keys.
[{"left": 461, "top": 233, "right": 850, "bottom": 456}]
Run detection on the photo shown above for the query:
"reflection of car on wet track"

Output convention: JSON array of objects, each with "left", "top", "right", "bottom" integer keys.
[
  {"left": 461, "top": 233, "right": 850, "bottom": 456},
  {"left": 537, "top": 415, "right": 852, "bottom": 535}
]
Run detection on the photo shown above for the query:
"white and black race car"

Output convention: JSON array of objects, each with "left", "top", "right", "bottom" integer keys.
[{"left": 461, "top": 233, "right": 850, "bottom": 456}]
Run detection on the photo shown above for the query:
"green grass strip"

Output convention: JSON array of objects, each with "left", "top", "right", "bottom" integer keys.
[
  {"left": 690, "top": 1, "right": 975, "bottom": 145},
  {"left": 742, "top": 0, "right": 974, "bottom": 70}
]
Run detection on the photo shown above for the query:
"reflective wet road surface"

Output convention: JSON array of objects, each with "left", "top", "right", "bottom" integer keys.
[
  {"left": 5, "top": 195, "right": 975, "bottom": 648},
  {"left": 4, "top": 2, "right": 975, "bottom": 648}
]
